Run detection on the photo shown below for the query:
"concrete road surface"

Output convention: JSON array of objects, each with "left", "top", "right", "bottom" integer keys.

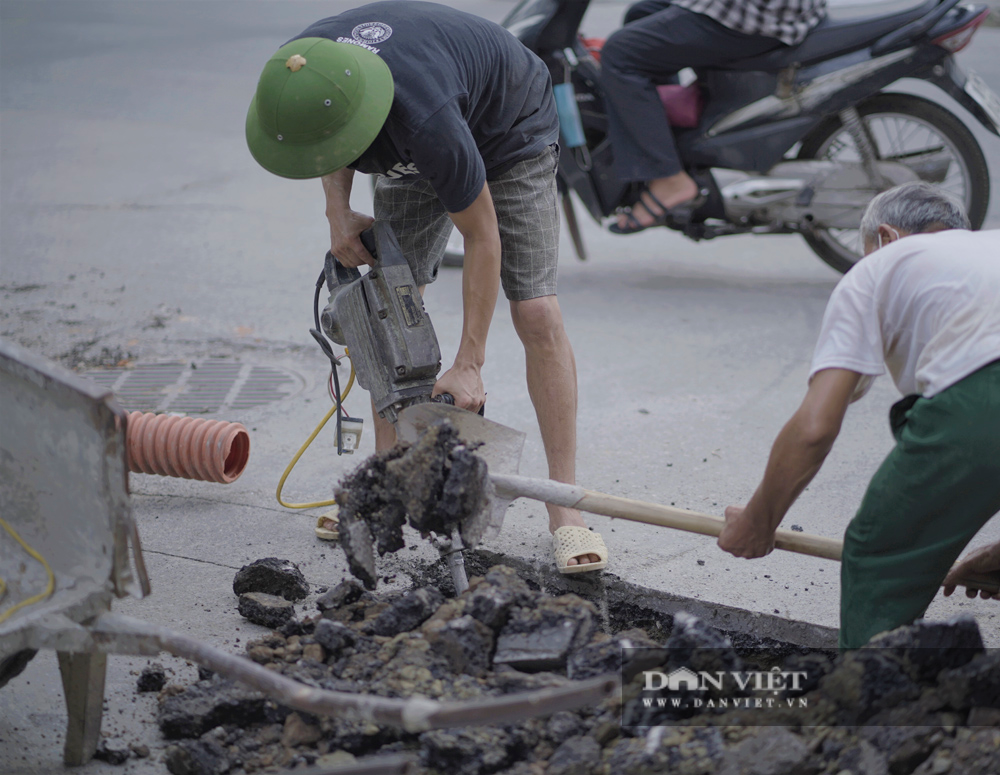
[{"left": 2, "top": 1, "right": 1000, "bottom": 772}]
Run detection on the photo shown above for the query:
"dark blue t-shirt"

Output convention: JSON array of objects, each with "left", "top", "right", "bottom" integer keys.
[{"left": 295, "top": 1, "right": 558, "bottom": 213}]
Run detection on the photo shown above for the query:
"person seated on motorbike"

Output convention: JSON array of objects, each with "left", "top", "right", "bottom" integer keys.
[
  {"left": 245, "top": 1, "right": 608, "bottom": 574},
  {"left": 717, "top": 182, "right": 1000, "bottom": 649},
  {"left": 601, "top": 0, "right": 827, "bottom": 233}
]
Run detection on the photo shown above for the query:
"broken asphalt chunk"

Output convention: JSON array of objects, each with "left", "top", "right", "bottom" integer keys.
[
  {"left": 163, "top": 739, "right": 231, "bottom": 775},
  {"left": 494, "top": 595, "right": 596, "bottom": 673},
  {"left": 315, "top": 579, "right": 365, "bottom": 612},
  {"left": 338, "top": 511, "right": 379, "bottom": 590},
  {"left": 865, "top": 614, "right": 984, "bottom": 681},
  {"left": 370, "top": 586, "right": 445, "bottom": 637},
  {"left": 567, "top": 629, "right": 658, "bottom": 681},
  {"left": 136, "top": 662, "right": 167, "bottom": 693},
  {"left": 237, "top": 592, "right": 295, "bottom": 629},
  {"left": 547, "top": 735, "right": 602, "bottom": 775},
  {"left": 423, "top": 614, "right": 495, "bottom": 676},
  {"left": 93, "top": 738, "right": 131, "bottom": 766},
  {"left": 313, "top": 619, "right": 357, "bottom": 656},
  {"left": 158, "top": 679, "right": 289, "bottom": 740},
  {"left": 465, "top": 565, "right": 535, "bottom": 632},
  {"left": 232, "top": 557, "right": 309, "bottom": 601},
  {"left": 420, "top": 727, "right": 513, "bottom": 775}
]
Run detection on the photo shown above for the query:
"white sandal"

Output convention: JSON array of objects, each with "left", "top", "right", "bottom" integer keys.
[
  {"left": 552, "top": 526, "right": 609, "bottom": 574},
  {"left": 315, "top": 508, "right": 340, "bottom": 541}
]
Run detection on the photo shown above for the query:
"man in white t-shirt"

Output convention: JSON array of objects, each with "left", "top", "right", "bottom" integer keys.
[{"left": 717, "top": 182, "right": 1000, "bottom": 649}]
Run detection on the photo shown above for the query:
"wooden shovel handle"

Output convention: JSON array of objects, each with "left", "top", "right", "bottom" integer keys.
[
  {"left": 573, "top": 489, "right": 843, "bottom": 560},
  {"left": 490, "top": 474, "right": 999, "bottom": 593}
]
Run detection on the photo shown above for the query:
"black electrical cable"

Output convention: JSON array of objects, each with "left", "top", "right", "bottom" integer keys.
[
  {"left": 310, "top": 267, "right": 346, "bottom": 455},
  {"left": 331, "top": 355, "right": 344, "bottom": 455},
  {"left": 313, "top": 269, "right": 325, "bottom": 330}
]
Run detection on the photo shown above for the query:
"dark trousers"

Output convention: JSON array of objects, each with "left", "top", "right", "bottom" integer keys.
[
  {"left": 601, "top": 2, "right": 785, "bottom": 182},
  {"left": 839, "top": 360, "right": 1000, "bottom": 649}
]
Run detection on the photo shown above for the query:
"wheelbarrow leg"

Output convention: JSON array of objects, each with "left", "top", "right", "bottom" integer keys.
[{"left": 57, "top": 650, "right": 107, "bottom": 765}]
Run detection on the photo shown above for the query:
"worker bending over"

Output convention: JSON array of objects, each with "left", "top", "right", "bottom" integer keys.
[{"left": 245, "top": 1, "right": 607, "bottom": 573}]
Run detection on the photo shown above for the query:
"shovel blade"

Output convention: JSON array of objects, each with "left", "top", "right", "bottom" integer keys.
[
  {"left": 396, "top": 403, "right": 525, "bottom": 540},
  {"left": 397, "top": 403, "right": 525, "bottom": 475}
]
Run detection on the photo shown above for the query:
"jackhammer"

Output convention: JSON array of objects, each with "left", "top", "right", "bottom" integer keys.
[{"left": 310, "top": 222, "right": 475, "bottom": 591}]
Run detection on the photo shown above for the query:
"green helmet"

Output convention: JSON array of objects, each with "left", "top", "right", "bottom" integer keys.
[{"left": 245, "top": 37, "right": 394, "bottom": 179}]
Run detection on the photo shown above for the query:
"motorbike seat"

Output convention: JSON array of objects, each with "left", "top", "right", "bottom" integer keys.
[{"left": 728, "top": 0, "right": 939, "bottom": 72}]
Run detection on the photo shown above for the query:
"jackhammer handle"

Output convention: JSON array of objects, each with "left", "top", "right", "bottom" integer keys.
[
  {"left": 489, "top": 474, "right": 1000, "bottom": 593},
  {"left": 359, "top": 228, "right": 378, "bottom": 258},
  {"left": 433, "top": 393, "right": 486, "bottom": 416},
  {"left": 324, "top": 229, "right": 376, "bottom": 289},
  {"left": 325, "top": 250, "right": 363, "bottom": 287}
]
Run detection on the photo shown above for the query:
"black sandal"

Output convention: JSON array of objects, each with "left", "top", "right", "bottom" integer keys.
[{"left": 609, "top": 185, "right": 704, "bottom": 235}]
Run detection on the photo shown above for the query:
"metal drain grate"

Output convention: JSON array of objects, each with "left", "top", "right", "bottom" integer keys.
[{"left": 84, "top": 360, "right": 304, "bottom": 414}]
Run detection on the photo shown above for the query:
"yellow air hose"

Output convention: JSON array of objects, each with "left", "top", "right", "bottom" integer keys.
[
  {"left": 275, "top": 355, "right": 356, "bottom": 509},
  {"left": 0, "top": 515, "right": 56, "bottom": 624}
]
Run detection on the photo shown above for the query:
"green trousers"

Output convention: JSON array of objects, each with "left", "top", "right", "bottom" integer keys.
[{"left": 840, "top": 359, "right": 1000, "bottom": 650}]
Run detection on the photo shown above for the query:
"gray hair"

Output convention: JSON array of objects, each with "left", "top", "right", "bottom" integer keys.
[{"left": 859, "top": 182, "right": 970, "bottom": 244}]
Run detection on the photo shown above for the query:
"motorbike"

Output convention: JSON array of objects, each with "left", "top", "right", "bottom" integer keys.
[{"left": 501, "top": 0, "right": 1000, "bottom": 272}]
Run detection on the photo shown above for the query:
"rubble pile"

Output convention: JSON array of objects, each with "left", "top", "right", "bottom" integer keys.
[
  {"left": 334, "top": 421, "right": 490, "bottom": 589},
  {"left": 154, "top": 564, "right": 1000, "bottom": 775}
]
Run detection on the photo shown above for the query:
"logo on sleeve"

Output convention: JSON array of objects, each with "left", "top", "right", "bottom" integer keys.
[
  {"left": 384, "top": 162, "right": 419, "bottom": 179},
  {"left": 352, "top": 22, "right": 393, "bottom": 45},
  {"left": 337, "top": 22, "right": 392, "bottom": 53}
]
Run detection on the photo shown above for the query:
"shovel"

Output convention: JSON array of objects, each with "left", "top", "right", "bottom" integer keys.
[{"left": 397, "top": 403, "right": 999, "bottom": 594}]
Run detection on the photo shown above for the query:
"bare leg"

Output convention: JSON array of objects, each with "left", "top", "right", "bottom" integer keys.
[
  {"left": 373, "top": 400, "right": 397, "bottom": 451},
  {"left": 616, "top": 170, "right": 699, "bottom": 230},
  {"left": 509, "top": 295, "right": 599, "bottom": 566}
]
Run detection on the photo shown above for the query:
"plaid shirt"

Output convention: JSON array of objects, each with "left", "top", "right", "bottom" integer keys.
[{"left": 672, "top": 0, "right": 827, "bottom": 46}]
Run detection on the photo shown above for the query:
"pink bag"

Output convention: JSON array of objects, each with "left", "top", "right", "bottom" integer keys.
[{"left": 656, "top": 83, "right": 704, "bottom": 128}]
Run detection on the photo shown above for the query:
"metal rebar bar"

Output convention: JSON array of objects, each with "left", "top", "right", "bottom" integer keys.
[
  {"left": 89, "top": 613, "right": 618, "bottom": 732},
  {"left": 446, "top": 527, "right": 470, "bottom": 595}
]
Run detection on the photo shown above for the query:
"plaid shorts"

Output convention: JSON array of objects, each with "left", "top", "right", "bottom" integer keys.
[{"left": 372, "top": 145, "right": 560, "bottom": 301}]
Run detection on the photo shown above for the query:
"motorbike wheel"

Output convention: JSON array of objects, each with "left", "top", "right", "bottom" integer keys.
[
  {"left": 798, "top": 93, "right": 990, "bottom": 274},
  {"left": 368, "top": 176, "right": 465, "bottom": 267}
]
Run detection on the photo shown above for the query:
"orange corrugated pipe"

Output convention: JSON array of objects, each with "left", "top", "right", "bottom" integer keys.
[{"left": 124, "top": 411, "right": 250, "bottom": 484}]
